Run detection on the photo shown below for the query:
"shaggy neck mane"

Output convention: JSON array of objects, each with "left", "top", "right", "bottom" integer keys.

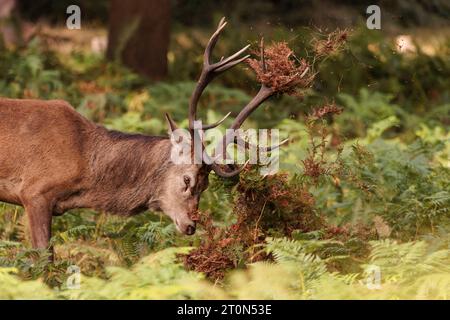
[{"left": 86, "top": 128, "right": 172, "bottom": 214}]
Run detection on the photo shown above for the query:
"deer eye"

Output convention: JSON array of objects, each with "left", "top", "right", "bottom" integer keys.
[{"left": 183, "top": 176, "right": 191, "bottom": 189}]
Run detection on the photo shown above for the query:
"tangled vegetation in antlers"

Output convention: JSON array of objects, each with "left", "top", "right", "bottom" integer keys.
[
  {"left": 246, "top": 41, "right": 313, "bottom": 96},
  {"left": 182, "top": 33, "right": 349, "bottom": 279},
  {"left": 183, "top": 106, "right": 363, "bottom": 280}
]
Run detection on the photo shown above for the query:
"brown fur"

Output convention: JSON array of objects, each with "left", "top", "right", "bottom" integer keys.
[{"left": 0, "top": 98, "right": 206, "bottom": 250}]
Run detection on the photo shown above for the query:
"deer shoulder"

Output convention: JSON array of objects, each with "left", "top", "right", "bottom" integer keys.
[{"left": 0, "top": 98, "right": 92, "bottom": 203}]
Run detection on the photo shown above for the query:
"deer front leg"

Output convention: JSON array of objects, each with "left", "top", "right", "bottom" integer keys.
[{"left": 23, "top": 198, "right": 53, "bottom": 250}]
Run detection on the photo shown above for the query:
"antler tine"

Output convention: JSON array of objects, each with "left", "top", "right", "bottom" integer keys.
[
  {"left": 164, "top": 113, "right": 178, "bottom": 132},
  {"left": 235, "top": 136, "right": 289, "bottom": 152},
  {"left": 260, "top": 37, "right": 266, "bottom": 72},
  {"left": 210, "top": 160, "right": 250, "bottom": 178},
  {"left": 215, "top": 53, "right": 250, "bottom": 72},
  {"left": 204, "top": 18, "right": 228, "bottom": 65},
  {"left": 201, "top": 112, "right": 231, "bottom": 130},
  {"left": 188, "top": 17, "right": 250, "bottom": 131},
  {"left": 215, "top": 44, "right": 251, "bottom": 69}
]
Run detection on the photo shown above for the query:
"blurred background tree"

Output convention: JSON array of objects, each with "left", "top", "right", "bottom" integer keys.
[{"left": 106, "top": 0, "right": 171, "bottom": 80}]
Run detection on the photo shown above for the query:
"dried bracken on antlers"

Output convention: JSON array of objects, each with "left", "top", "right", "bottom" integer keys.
[
  {"left": 211, "top": 38, "right": 315, "bottom": 167},
  {"left": 168, "top": 17, "right": 340, "bottom": 178},
  {"left": 247, "top": 40, "right": 314, "bottom": 96},
  {"left": 312, "top": 28, "right": 348, "bottom": 59}
]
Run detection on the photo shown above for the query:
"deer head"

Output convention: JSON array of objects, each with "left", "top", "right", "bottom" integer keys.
[{"left": 161, "top": 17, "right": 310, "bottom": 235}]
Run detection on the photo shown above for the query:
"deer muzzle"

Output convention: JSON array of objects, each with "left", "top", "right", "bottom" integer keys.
[{"left": 175, "top": 218, "right": 196, "bottom": 235}]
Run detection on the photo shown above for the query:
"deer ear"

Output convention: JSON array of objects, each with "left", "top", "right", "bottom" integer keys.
[{"left": 165, "top": 113, "right": 179, "bottom": 134}]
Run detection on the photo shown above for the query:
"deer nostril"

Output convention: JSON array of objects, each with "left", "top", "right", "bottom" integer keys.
[{"left": 185, "top": 224, "right": 196, "bottom": 235}]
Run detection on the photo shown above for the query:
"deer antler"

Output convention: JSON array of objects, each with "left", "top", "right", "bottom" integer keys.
[
  {"left": 209, "top": 38, "right": 276, "bottom": 177},
  {"left": 164, "top": 17, "right": 249, "bottom": 132},
  {"left": 168, "top": 18, "right": 307, "bottom": 178},
  {"left": 188, "top": 17, "right": 250, "bottom": 131},
  {"left": 187, "top": 17, "right": 256, "bottom": 177}
]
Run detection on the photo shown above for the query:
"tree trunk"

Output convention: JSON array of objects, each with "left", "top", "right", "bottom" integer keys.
[{"left": 106, "top": 0, "right": 170, "bottom": 81}]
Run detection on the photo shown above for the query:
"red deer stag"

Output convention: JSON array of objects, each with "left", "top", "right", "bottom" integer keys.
[{"left": 0, "top": 18, "right": 308, "bottom": 252}]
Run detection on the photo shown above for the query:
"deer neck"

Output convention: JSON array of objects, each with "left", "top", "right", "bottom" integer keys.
[{"left": 85, "top": 128, "right": 173, "bottom": 215}]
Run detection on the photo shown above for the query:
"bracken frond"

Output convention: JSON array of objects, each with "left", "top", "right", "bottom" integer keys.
[{"left": 247, "top": 42, "right": 314, "bottom": 96}]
